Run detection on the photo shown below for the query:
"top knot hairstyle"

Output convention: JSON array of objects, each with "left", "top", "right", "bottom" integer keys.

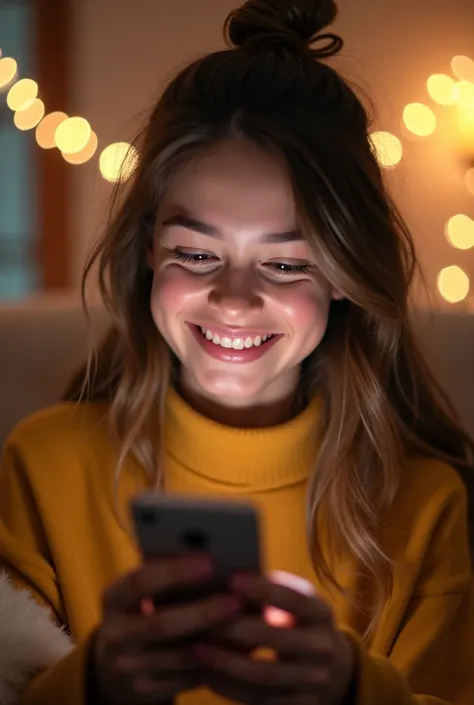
[
  {"left": 225, "top": 0, "right": 343, "bottom": 57},
  {"left": 69, "top": 0, "right": 474, "bottom": 639}
]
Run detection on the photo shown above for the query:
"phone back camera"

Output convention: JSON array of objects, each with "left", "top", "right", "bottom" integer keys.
[{"left": 180, "top": 528, "right": 209, "bottom": 551}]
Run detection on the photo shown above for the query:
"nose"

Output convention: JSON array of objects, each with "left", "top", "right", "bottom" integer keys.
[{"left": 208, "top": 267, "right": 263, "bottom": 320}]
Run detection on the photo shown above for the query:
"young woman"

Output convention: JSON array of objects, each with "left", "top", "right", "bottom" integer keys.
[{"left": 0, "top": 1, "right": 472, "bottom": 704}]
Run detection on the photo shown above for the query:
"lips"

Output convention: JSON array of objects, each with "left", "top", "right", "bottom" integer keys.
[{"left": 187, "top": 323, "right": 283, "bottom": 364}]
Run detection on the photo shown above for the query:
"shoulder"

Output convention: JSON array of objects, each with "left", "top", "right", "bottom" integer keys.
[
  {"left": 385, "top": 455, "right": 471, "bottom": 589},
  {"left": 3, "top": 402, "right": 113, "bottom": 467},
  {"left": 400, "top": 454, "right": 468, "bottom": 509}
]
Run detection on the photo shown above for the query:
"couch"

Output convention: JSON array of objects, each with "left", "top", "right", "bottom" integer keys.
[{"left": 0, "top": 295, "right": 473, "bottom": 449}]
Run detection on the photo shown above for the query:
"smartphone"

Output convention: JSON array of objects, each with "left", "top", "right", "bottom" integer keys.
[{"left": 130, "top": 492, "right": 261, "bottom": 609}]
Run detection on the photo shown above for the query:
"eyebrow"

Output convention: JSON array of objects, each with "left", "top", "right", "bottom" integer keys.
[{"left": 161, "top": 214, "right": 303, "bottom": 244}]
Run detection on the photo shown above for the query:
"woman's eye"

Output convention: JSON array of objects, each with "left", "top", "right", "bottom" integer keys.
[
  {"left": 265, "top": 262, "right": 311, "bottom": 276},
  {"left": 168, "top": 249, "right": 217, "bottom": 266}
]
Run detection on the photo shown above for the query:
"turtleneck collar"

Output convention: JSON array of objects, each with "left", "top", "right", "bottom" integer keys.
[{"left": 164, "top": 387, "right": 323, "bottom": 493}]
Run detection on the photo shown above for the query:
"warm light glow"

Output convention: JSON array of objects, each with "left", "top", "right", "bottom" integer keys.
[
  {"left": 6, "top": 78, "right": 38, "bottom": 111},
  {"left": 466, "top": 168, "right": 474, "bottom": 195},
  {"left": 13, "top": 98, "right": 45, "bottom": 130},
  {"left": 54, "top": 116, "right": 92, "bottom": 154},
  {"left": 445, "top": 214, "right": 474, "bottom": 250},
  {"left": 453, "top": 80, "right": 474, "bottom": 104},
  {"left": 426, "top": 74, "right": 457, "bottom": 106},
  {"left": 369, "top": 131, "right": 403, "bottom": 168},
  {"left": 62, "top": 131, "right": 98, "bottom": 165},
  {"left": 35, "top": 111, "right": 68, "bottom": 149},
  {"left": 454, "top": 81, "right": 474, "bottom": 157},
  {"left": 437, "top": 266, "right": 470, "bottom": 303},
  {"left": 402, "top": 103, "right": 436, "bottom": 137},
  {"left": 0, "top": 57, "right": 17, "bottom": 88},
  {"left": 99, "top": 142, "right": 138, "bottom": 182},
  {"left": 451, "top": 55, "right": 474, "bottom": 84}
]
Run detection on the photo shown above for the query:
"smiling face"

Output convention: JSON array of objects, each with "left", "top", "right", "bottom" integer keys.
[{"left": 148, "top": 138, "right": 340, "bottom": 415}]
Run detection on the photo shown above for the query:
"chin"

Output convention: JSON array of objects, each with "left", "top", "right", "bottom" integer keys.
[{"left": 195, "top": 371, "right": 267, "bottom": 405}]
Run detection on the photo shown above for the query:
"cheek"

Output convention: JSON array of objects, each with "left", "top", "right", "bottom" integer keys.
[
  {"left": 275, "top": 285, "right": 331, "bottom": 334},
  {"left": 151, "top": 267, "right": 204, "bottom": 313}
]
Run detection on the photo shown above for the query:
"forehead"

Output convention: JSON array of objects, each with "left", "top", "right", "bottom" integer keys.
[{"left": 160, "top": 139, "right": 298, "bottom": 230}]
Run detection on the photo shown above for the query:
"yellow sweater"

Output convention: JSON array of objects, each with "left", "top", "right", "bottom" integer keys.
[{"left": 0, "top": 389, "right": 472, "bottom": 705}]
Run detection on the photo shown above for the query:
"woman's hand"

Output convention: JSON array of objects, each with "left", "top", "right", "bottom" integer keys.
[
  {"left": 195, "top": 573, "right": 355, "bottom": 705},
  {"left": 90, "top": 555, "right": 241, "bottom": 705}
]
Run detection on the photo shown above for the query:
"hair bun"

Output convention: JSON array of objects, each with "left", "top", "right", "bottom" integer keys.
[{"left": 225, "top": 0, "right": 342, "bottom": 57}]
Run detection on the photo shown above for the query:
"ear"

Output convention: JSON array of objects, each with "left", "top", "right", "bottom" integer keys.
[{"left": 331, "top": 287, "right": 345, "bottom": 301}]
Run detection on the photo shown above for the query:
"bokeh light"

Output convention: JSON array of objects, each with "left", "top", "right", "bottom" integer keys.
[
  {"left": 62, "top": 131, "right": 98, "bottom": 165},
  {"left": 453, "top": 80, "right": 474, "bottom": 104},
  {"left": 35, "top": 111, "right": 68, "bottom": 149},
  {"left": 402, "top": 103, "right": 436, "bottom": 137},
  {"left": 369, "top": 131, "right": 403, "bottom": 168},
  {"left": 99, "top": 142, "right": 138, "bottom": 182},
  {"left": 6, "top": 78, "right": 38, "bottom": 111},
  {"left": 466, "top": 168, "right": 474, "bottom": 195},
  {"left": 451, "top": 55, "right": 474, "bottom": 84},
  {"left": 55, "top": 116, "right": 92, "bottom": 154},
  {"left": 437, "top": 265, "right": 470, "bottom": 303},
  {"left": 13, "top": 98, "right": 45, "bottom": 130},
  {"left": 445, "top": 214, "right": 474, "bottom": 250},
  {"left": 0, "top": 57, "right": 17, "bottom": 89},
  {"left": 426, "top": 74, "right": 457, "bottom": 106}
]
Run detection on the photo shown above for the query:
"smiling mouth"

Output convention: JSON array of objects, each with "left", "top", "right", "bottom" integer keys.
[{"left": 196, "top": 325, "right": 276, "bottom": 351}]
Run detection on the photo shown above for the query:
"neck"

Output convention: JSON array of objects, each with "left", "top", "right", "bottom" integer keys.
[{"left": 176, "top": 381, "right": 304, "bottom": 428}]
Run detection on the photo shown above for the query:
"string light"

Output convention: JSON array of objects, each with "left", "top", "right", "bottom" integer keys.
[
  {"left": 54, "top": 116, "right": 92, "bottom": 154},
  {"left": 445, "top": 214, "right": 474, "bottom": 250},
  {"left": 451, "top": 55, "right": 474, "bottom": 84},
  {"left": 369, "top": 131, "right": 403, "bottom": 168},
  {"left": 426, "top": 74, "right": 457, "bottom": 106},
  {"left": 0, "top": 56, "right": 17, "bottom": 88},
  {"left": 13, "top": 98, "right": 45, "bottom": 130},
  {"left": 35, "top": 111, "right": 68, "bottom": 149},
  {"left": 437, "top": 266, "right": 470, "bottom": 303},
  {"left": 62, "top": 131, "right": 98, "bottom": 165},
  {"left": 99, "top": 142, "right": 138, "bottom": 182},
  {"left": 6, "top": 78, "right": 38, "bottom": 111},
  {"left": 402, "top": 103, "right": 436, "bottom": 137}
]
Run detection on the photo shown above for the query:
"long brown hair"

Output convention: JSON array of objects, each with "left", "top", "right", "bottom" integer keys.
[{"left": 65, "top": 0, "right": 474, "bottom": 635}]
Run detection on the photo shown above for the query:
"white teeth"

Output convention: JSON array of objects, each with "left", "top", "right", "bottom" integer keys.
[{"left": 199, "top": 327, "right": 274, "bottom": 350}]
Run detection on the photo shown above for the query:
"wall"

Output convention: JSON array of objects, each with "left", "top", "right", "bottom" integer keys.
[{"left": 69, "top": 0, "right": 474, "bottom": 308}]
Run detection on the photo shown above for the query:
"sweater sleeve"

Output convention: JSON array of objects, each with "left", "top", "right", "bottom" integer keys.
[
  {"left": 0, "top": 435, "right": 92, "bottom": 705},
  {"left": 342, "top": 478, "right": 473, "bottom": 705}
]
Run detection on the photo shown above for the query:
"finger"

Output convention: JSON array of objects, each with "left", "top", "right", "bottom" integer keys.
[
  {"left": 115, "top": 647, "right": 200, "bottom": 676},
  {"left": 196, "top": 642, "right": 329, "bottom": 689},
  {"left": 102, "top": 593, "right": 241, "bottom": 648},
  {"left": 215, "top": 615, "right": 334, "bottom": 661},
  {"left": 231, "top": 574, "right": 332, "bottom": 625},
  {"left": 103, "top": 555, "right": 213, "bottom": 615}
]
